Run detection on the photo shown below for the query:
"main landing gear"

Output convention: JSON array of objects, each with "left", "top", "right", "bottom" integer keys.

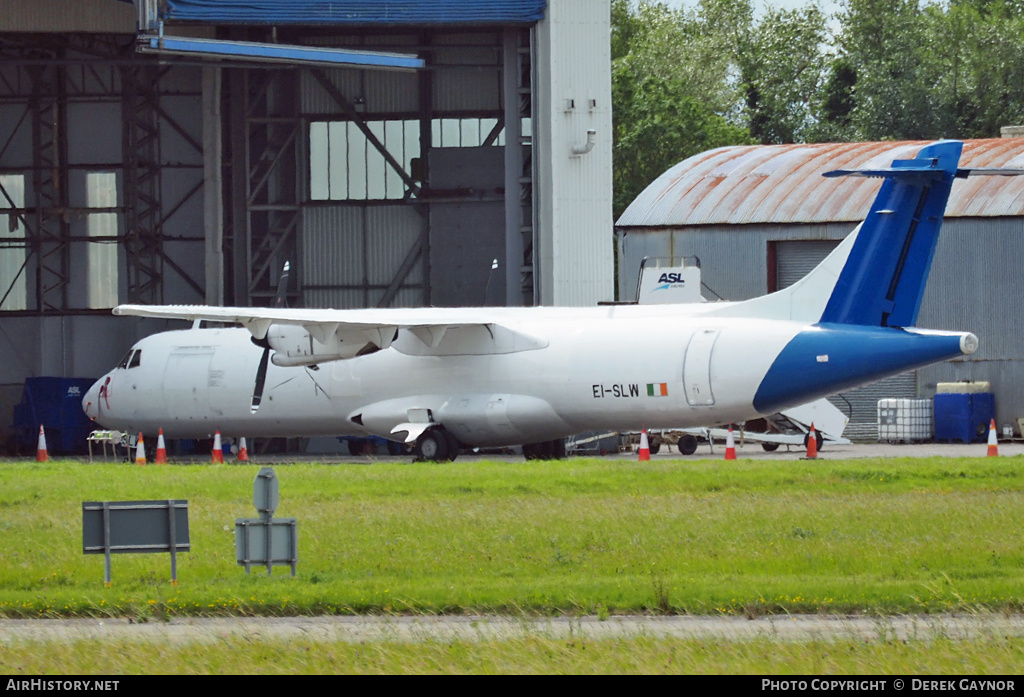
[
  {"left": 522, "top": 439, "right": 567, "bottom": 460},
  {"left": 414, "top": 426, "right": 460, "bottom": 462}
]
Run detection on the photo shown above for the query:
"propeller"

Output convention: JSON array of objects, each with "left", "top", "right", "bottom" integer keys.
[
  {"left": 483, "top": 258, "right": 499, "bottom": 306},
  {"left": 250, "top": 261, "right": 291, "bottom": 414}
]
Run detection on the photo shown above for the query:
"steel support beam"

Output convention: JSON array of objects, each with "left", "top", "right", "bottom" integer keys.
[
  {"left": 502, "top": 27, "right": 535, "bottom": 307},
  {"left": 121, "top": 63, "right": 164, "bottom": 304},
  {"left": 242, "top": 69, "right": 301, "bottom": 306},
  {"left": 29, "top": 59, "right": 69, "bottom": 312}
]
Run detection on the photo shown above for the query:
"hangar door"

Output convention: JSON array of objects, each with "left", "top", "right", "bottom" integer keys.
[
  {"left": 773, "top": 239, "right": 916, "bottom": 441},
  {"left": 773, "top": 240, "right": 841, "bottom": 290}
]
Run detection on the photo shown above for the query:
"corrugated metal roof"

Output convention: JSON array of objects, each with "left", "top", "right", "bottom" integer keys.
[
  {"left": 617, "top": 139, "right": 1024, "bottom": 227},
  {"left": 163, "top": 0, "right": 546, "bottom": 25}
]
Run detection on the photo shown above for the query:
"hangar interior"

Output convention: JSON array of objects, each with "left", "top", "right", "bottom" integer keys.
[
  {"left": 618, "top": 139, "right": 1024, "bottom": 439},
  {"left": 0, "top": 0, "right": 614, "bottom": 449}
]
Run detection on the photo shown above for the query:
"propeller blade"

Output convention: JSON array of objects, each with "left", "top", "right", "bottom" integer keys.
[
  {"left": 251, "top": 261, "right": 290, "bottom": 414},
  {"left": 251, "top": 346, "right": 270, "bottom": 414},
  {"left": 274, "top": 261, "right": 291, "bottom": 308}
]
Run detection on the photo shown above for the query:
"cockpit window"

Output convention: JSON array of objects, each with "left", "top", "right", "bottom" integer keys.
[
  {"left": 117, "top": 350, "right": 133, "bottom": 369},
  {"left": 128, "top": 350, "right": 142, "bottom": 369}
]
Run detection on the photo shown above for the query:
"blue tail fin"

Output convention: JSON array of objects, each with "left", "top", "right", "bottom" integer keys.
[{"left": 818, "top": 140, "right": 962, "bottom": 328}]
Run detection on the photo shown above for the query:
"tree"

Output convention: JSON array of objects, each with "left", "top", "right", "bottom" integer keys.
[
  {"left": 613, "top": 70, "right": 749, "bottom": 217},
  {"left": 738, "top": 4, "right": 830, "bottom": 144},
  {"left": 827, "top": 0, "right": 939, "bottom": 140},
  {"left": 610, "top": 0, "right": 752, "bottom": 218}
]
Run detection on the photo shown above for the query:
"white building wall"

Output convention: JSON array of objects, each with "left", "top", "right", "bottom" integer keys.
[{"left": 534, "top": 0, "right": 614, "bottom": 306}]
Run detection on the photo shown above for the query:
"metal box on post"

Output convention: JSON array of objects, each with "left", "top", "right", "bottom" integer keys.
[{"left": 235, "top": 467, "right": 297, "bottom": 576}]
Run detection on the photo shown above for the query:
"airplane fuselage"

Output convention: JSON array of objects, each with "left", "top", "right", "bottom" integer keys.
[{"left": 83, "top": 304, "right": 972, "bottom": 447}]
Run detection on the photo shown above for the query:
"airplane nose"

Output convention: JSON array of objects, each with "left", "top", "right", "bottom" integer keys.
[{"left": 82, "top": 378, "right": 102, "bottom": 420}]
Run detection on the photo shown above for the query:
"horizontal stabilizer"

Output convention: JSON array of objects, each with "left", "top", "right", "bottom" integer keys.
[
  {"left": 955, "top": 167, "right": 1024, "bottom": 178},
  {"left": 825, "top": 166, "right": 1024, "bottom": 179},
  {"left": 823, "top": 166, "right": 950, "bottom": 179}
]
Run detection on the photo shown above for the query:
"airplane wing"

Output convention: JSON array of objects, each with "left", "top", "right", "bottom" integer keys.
[{"left": 113, "top": 304, "right": 548, "bottom": 362}]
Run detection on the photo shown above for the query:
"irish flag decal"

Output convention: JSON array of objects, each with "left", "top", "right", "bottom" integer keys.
[{"left": 647, "top": 383, "right": 668, "bottom": 397}]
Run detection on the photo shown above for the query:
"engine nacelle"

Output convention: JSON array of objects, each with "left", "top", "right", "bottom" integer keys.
[{"left": 267, "top": 324, "right": 372, "bottom": 366}]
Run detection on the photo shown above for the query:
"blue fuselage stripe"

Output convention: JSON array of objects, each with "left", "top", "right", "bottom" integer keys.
[{"left": 753, "top": 324, "right": 964, "bottom": 414}]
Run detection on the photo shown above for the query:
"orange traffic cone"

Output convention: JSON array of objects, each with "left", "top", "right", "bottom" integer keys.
[
  {"left": 805, "top": 422, "right": 819, "bottom": 460},
  {"left": 987, "top": 419, "right": 999, "bottom": 457},
  {"left": 135, "top": 433, "right": 147, "bottom": 466},
  {"left": 724, "top": 424, "right": 737, "bottom": 460},
  {"left": 212, "top": 431, "right": 224, "bottom": 463},
  {"left": 36, "top": 425, "right": 48, "bottom": 462},
  {"left": 638, "top": 429, "right": 651, "bottom": 461},
  {"left": 237, "top": 436, "right": 249, "bottom": 462},
  {"left": 155, "top": 428, "right": 168, "bottom": 464}
]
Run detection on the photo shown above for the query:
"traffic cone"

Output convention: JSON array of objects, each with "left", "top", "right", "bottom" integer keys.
[
  {"left": 987, "top": 419, "right": 999, "bottom": 457},
  {"left": 237, "top": 436, "right": 249, "bottom": 462},
  {"left": 155, "top": 428, "right": 168, "bottom": 464},
  {"left": 212, "top": 431, "right": 224, "bottom": 463},
  {"left": 724, "top": 424, "right": 737, "bottom": 460},
  {"left": 805, "top": 422, "right": 819, "bottom": 460},
  {"left": 638, "top": 429, "right": 651, "bottom": 461},
  {"left": 135, "top": 433, "right": 147, "bottom": 466},
  {"left": 36, "top": 425, "right": 48, "bottom": 462}
]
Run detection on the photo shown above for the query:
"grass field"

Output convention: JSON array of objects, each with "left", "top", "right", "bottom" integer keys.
[
  {"left": 1, "top": 455, "right": 1021, "bottom": 618},
  {"left": 1, "top": 455, "right": 1022, "bottom": 673},
  {"left": 3, "top": 635, "right": 1023, "bottom": 675}
]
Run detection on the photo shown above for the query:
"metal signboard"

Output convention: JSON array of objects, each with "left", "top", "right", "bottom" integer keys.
[{"left": 82, "top": 500, "right": 190, "bottom": 585}]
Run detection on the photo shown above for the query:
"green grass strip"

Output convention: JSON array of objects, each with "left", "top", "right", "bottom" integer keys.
[{"left": 0, "top": 457, "right": 1022, "bottom": 618}]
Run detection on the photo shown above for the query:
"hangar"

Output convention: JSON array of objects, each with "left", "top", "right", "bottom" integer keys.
[
  {"left": 617, "top": 138, "right": 1024, "bottom": 439},
  {"left": 0, "top": 0, "right": 613, "bottom": 449}
]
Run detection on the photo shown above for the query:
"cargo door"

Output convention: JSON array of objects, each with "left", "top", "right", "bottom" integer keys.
[
  {"left": 683, "top": 329, "right": 719, "bottom": 406},
  {"left": 163, "top": 346, "right": 214, "bottom": 422}
]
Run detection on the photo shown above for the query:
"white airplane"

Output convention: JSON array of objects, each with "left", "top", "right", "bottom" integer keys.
[{"left": 82, "top": 140, "right": 1008, "bottom": 461}]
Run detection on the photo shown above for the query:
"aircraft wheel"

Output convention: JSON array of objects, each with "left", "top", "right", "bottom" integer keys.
[
  {"left": 386, "top": 440, "right": 408, "bottom": 456},
  {"left": 803, "top": 431, "right": 825, "bottom": 451},
  {"left": 523, "top": 441, "right": 558, "bottom": 460},
  {"left": 415, "top": 428, "right": 450, "bottom": 462},
  {"left": 551, "top": 438, "right": 567, "bottom": 460},
  {"left": 648, "top": 437, "right": 662, "bottom": 455},
  {"left": 677, "top": 434, "right": 698, "bottom": 455},
  {"left": 761, "top": 442, "right": 780, "bottom": 452},
  {"left": 443, "top": 429, "right": 460, "bottom": 462},
  {"left": 345, "top": 437, "right": 368, "bottom": 456}
]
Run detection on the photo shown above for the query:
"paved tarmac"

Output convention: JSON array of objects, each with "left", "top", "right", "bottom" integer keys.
[
  {"left": 2, "top": 613, "right": 1024, "bottom": 645},
  {"left": 235, "top": 439, "right": 1024, "bottom": 464},
  {"left": 640, "top": 439, "right": 1024, "bottom": 460}
]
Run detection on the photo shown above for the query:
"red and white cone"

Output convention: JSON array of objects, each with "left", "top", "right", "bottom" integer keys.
[
  {"left": 987, "top": 419, "right": 999, "bottom": 457},
  {"left": 135, "top": 433, "right": 147, "bottom": 466},
  {"left": 212, "top": 430, "right": 224, "bottom": 463},
  {"left": 724, "top": 424, "right": 737, "bottom": 460},
  {"left": 805, "top": 422, "right": 819, "bottom": 460},
  {"left": 237, "top": 436, "right": 249, "bottom": 462},
  {"left": 638, "top": 429, "right": 651, "bottom": 461},
  {"left": 36, "top": 425, "right": 48, "bottom": 462},
  {"left": 155, "top": 428, "right": 168, "bottom": 464}
]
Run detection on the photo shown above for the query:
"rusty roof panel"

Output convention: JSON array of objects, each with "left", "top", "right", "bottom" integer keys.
[{"left": 617, "top": 139, "right": 1024, "bottom": 227}]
